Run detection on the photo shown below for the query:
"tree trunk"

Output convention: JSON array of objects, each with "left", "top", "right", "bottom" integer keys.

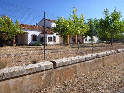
[
  {"left": 111, "top": 31, "right": 114, "bottom": 46},
  {"left": 67, "top": 35, "right": 70, "bottom": 45},
  {"left": 75, "top": 35, "right": 78, "bottom": 44},
  {"left": 12, "top": 37, "right": 16, "bottom": 46},
  {"left": 82, "top": 34, "right": 84, "bottom": 44}
]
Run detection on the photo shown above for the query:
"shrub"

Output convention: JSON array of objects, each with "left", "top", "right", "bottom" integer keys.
[{"left": 32, "top": 42, "right": 43, "bottom": 46}]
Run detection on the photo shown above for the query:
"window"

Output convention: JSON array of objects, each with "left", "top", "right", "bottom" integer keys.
[
  {"left": 53, "top": 36, "right": 56, "bottom": 42},
  {"left": 48, "top": 37, "right": 52, "bottom": 42},
  {"left": 85, "top": 38, "right": 87, "bottom": 41},
  {"left": 32, "top": 35, "right": 37, "bottom": 41}
]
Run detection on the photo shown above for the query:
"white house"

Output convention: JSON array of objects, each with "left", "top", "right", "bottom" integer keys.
[
  {"left": 16, "top": 24, "right": 60, "bottom": 45},
  {"left": 36, "top": 18, "right": 99, "bottom": 44},
  {"left": 37, "top": 19, "right": 56, "bottom": 28},
  {"left": 84, "top": 36, "right": 99, "bottom": 43}
]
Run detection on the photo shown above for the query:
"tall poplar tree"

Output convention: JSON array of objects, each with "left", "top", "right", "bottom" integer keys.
[{"left": 53, "top": 8, "right": 89, "bottom": 44}]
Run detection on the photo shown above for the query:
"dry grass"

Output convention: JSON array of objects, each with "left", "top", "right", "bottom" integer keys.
[
  {"left": 0, "top": 62, "right": 7, "bottom": 69},
  {"left": 0, "top": 43, "right": 124, "bottom": 68}
]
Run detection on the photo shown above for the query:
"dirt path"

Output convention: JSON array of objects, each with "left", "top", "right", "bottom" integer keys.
[{"left": 33, "top": 62, "right": 124, "bottom": 93}]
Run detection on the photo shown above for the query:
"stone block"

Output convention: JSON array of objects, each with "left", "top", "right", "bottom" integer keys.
[
  {"left": 96, "top": 52, "right": 106, "bottom": 58},
  {"left": 117, "top": 49, "right": 124, "bottom": 53},
  {"left": 53, "top": 58, "right": 72, "bottom": 68},
  {"left": 106, "top": 51, "right": 111, "bottom": 56},
  {"left": 111, "top": 50, "right": 116, "bottom": 54},
  {"left": 70, "top": 56, "right": 85, "bottom": 64},
  {"left": 91, "top": 53, "right": 97, "bottom": 59},
  {"left": 84, "top": 54, "right": 94, "bottom": 61},
  {"left": 52, "top": 55, "right": 86, "bottom": 68},
  {"left": 0, "top": 61, "right": 53, "bottom": 81}
]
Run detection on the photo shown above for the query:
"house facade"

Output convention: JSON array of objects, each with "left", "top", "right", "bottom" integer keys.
[
  {"left": 84, "top": 36, "right": 99, "bottom": 43},
  {"left": 65, "top": 35, "right": 99, "bottom": 44},
  {"left": 16, "top": 24, "right": 60, "bottom": 45},
  {"left": 28, "top": 18, "right": 99, "bottom": 45},
  {"left": 37, "top": 19, "right": 56, "bottom": 28}
]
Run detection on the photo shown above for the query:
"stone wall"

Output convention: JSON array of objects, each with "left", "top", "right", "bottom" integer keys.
[{"left": 0, "top": 49, "right": 124, "bottom": 93}]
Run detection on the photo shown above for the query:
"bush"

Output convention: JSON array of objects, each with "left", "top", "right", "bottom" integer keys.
[{"left": 32, "top": 42, "right": 43, "bottom": 46}]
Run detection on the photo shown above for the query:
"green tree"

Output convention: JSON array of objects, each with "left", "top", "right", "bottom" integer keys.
[
  {"left": 97, "top": 18, "right": 108, "bottom": 41},
  {"left": 53, "top": 17, "right": 68, "bottom": 43},
  {"left": 53, "top": 8, "right": 89, "bottom": 44},
  {"left": 97, "top": 9, "right": 123, "bottom": 44},
  {"left": 85, "top": 18, "right": 98, "bottom": 38},
  {"left": 121, "top": 19, "right": 124, "bottom": 33},
  {"left": 69, "top": 8, "right": 89, "bottom": 35},
  {"left": 0, "top": 15, "right": 24, "bottom": 46}
]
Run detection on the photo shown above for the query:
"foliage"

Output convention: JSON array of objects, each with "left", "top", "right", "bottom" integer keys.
[
  {"left": 96, "top": 8, "right": 124, "bottom": 43},
  {"left": 33, "top": 41, "right": 42, "bottom": 46},
  {"left": 53, "top": 8, "right": 89, "bottom": 40},
  {"left": 85, "top": 18, "right": 98, "bottom": 38},
  {"left": 69, "top": 8, "right": 89, "bottom": 35},
  {"left": 0, "top": 15, "right": 24, "bottom": 46},
  {"left": 53, "top": 17, "right": 68, "bottom": 37}
]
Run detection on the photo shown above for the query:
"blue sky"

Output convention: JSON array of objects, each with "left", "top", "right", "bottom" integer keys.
[{"left": 0, "top": 0, "right": 124, "bottom": 25}]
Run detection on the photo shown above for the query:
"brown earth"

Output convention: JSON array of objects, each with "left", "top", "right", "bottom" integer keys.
[
  {"left": 0, "top": 43, "right": 124, "bottom": 68},
  {"left": 33, "top": 61, "right": 124, "bottom": 93}
]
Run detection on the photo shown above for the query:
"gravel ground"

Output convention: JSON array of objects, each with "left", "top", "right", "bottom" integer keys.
[
  {"left": 1, "top": 43, "right": 124, "bottom": 68},
  {"left": 33, "top": 63, "right": 124, "bottom": 93}
]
